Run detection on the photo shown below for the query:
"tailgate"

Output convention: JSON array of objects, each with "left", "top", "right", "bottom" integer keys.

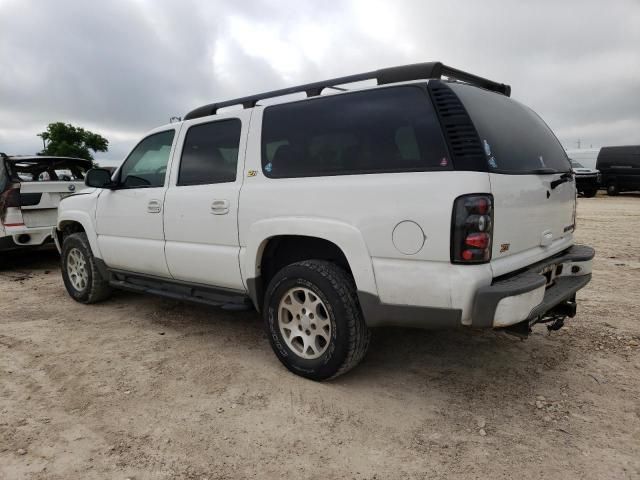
[
  {"left": 448, "top": 82, "right": 576, "bottom": 276},
  {"left": 19, "top": 181, "right": 85, "bottom": 227},
  {"left": 489, "top": 173, "right": 575, "bottom": 275}
]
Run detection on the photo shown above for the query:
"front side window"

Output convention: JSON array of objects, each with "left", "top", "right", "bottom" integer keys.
[
  {"left": 178, "top": 119, "right": 241, "bottom": 186},
  {"left": 261, "top": 86, "right": 451, "bottom": 178},
  {"left": 120, "top": 130, "right": 175, "bottom": 188}
]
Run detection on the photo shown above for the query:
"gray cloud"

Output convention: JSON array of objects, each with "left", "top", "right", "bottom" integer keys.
[{"left": 1, "top": 0, "right": 639, "bottom": 160}]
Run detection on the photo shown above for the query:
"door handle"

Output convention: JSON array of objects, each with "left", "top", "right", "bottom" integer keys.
[
  {"left": 211, "top": 199, "right": 230, "bottom": 215},
  {"left": 147, "top": 199, "right": 162, "bottom": 213}
]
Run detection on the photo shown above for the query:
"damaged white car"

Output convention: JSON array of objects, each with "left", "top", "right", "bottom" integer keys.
[{"left": 0, "top": 154, "right": 91, "bottom": 251}]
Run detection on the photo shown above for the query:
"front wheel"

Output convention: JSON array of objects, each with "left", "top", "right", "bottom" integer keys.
[
  {"left": 582, "top": 187, "right": 598, "bottom": 198},
  {"left": 263, "top": 260, "right": 370, "bottom": 381},
  {"left": 61, "top": 232, "right": 112, "bottom": 304}
]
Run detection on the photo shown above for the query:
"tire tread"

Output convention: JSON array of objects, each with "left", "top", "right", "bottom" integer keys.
[{"left": 62, "top": 232, "right": 112, "bottom": 303}]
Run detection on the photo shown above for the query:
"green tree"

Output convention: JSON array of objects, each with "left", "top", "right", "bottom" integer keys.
[{"left": 38, "top": 122, "right": 108, "bottom": 161}]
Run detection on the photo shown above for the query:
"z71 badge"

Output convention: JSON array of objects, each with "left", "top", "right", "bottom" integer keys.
[{"left": 500, "top": 243, "right": 510, "bottom": 253}]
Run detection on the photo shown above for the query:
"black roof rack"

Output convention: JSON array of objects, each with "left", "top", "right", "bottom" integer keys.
[{"left": 184, "top": 61, "right": 511, "bottom": 120}]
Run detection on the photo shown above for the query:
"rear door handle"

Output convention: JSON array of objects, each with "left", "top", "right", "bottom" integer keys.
[
  {"left": 147, "top": 199, "right": 162, "bottom": 213},
  {"left": 211, "top": 199, "right": 230, "bottom": 215}
]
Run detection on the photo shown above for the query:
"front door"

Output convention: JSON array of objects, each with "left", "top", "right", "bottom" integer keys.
[
  {"left": 96, "top": 128, "right": 178, "bottom": 277},
  {"left": 163, "top": 112, "right": 249, "bottom": 291}
]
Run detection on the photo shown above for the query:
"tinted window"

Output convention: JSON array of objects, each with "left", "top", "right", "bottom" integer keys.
[
  {"left": 178, "top": 119, "right": 241, "bottom": 186},
  {"left": 449, "top": 83, "right": 571, "bottom": 174},
  {"left": 120, "top": 130, "right": 175, "bottom": 188},
  {"left": 261, "top": 86, "right": 450, "bottom": 178}
]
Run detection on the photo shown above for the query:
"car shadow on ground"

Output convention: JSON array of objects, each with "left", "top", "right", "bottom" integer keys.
[
  {"left": 114, "top": 290, "right": 564, "bottom": 394},
  {"left": 0, "top": 246, "right": 59, "bottom": 272}
]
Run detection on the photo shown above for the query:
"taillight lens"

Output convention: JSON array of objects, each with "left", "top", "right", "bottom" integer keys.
[
  {"left": 451, "top": 194, "right": 493, "bottom": 264},
  {"left": 0, "top": 185, "right": 21, "bottom": 208}
]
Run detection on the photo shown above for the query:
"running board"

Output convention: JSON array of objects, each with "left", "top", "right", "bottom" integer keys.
[{"left": 108, "top": 270, "right": 252, "bottom": 310}]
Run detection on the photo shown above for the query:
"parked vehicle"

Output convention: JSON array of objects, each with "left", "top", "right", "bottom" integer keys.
[
  {"left": 55, "top": 62, "right": 594, "bottom": 380},
  {"left": 569, "top": 159, "right": 600, "bottom": 197},
  {"left": 596, "top": 145, "right": 640, "bottom": 195},
  {"left": 0, "top": 154, "right": 90, "bottom": 251},
  {"left": 565, "top": 148, "right": 599, "bottom": 170}
]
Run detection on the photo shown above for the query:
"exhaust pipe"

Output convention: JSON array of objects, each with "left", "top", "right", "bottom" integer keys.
[{"left": 17, "top": 234, "right": 31, "bottom": 244}]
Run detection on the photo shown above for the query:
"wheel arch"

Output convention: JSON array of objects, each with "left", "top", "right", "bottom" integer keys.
[
  {"left": 241, "top": 218, "right": 378, "bottom": 311},
  {"left": 57, "top": 212, "right": 102, "bottom": 259}
]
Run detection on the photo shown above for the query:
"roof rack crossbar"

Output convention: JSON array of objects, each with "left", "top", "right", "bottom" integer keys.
[{"left": 184, "top": 61, "right": 510, "bottom": 120}]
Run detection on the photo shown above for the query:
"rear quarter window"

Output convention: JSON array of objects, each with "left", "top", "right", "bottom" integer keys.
[
  {"left": 449, "top": 83, "right": 571, "bottom": 174},
  {"left": 261, "top": 86, "right": 451, "bottom": 178}
]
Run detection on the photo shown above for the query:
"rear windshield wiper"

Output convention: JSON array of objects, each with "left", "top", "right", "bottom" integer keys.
[{"left": 550, "top": 172, "right": 573, "bottom": 189}]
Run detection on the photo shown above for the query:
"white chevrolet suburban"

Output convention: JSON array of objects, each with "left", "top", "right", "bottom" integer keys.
[{"left": 55, "top": 62, "right": 594, "bottom": 380}]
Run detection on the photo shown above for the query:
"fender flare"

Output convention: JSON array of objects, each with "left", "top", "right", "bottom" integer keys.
[
  {"left": 241, "top": 217, "right": 379, "bottom": 308},
  {"left": 57, "top": 210, "right": 103, "bottom": 259}
]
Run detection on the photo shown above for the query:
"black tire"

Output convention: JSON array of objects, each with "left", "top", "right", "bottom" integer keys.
[
  {"left": 582, "top": 187, "right": 597, "bottom": 198},
  {"left": 61, "top": 232, "right": 112, "bottom": 304},
  {"left": 263, "top": 260, "right": 370, "bottom": 381},
  {"left": 607, "top": 183, "right": 619, "bottom": 196}
]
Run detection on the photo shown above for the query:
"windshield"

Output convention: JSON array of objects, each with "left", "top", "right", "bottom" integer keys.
[
  {"left": 8, "top": 158, "right": 91, "bottom": 182},
  {"left": 449, "top": 83, "right": 571, "bottom": 174},
  {"left": 570, "top": 160, "right": 585, "bottom": 168}
]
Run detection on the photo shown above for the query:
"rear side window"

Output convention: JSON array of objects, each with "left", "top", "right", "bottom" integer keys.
[
  {"left": 178, "top": 119, "right": 241, "bottom": 186},
  {"left": 449, "top": 83, "right": 571, "bottom": 174},
  {"left": 261, "top": 86, "right": 450, "bottom": 178}
]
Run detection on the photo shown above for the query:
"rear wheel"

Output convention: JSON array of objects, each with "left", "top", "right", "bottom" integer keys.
[
  {"left": 607, "top": 183, "right": 619, "bottom": 196},
  {"left": 582, "top": 187, "right": 597, "bottom": 198},
  {"left": 263, "top": 260, "right": 370, "bottom": 381},
  {"left": 61, "top": 232, "right": 112, "bottom": 303}
]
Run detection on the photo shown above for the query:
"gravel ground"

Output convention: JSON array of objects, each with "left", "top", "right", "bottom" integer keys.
[{"left": 1, "top": 194, "right": 639, "bottom": 480}]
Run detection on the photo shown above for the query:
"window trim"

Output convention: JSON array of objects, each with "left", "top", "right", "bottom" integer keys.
[
  {"left": 116, "top": 129, "right": 176, "bottom": 190},
  {"left": 259, "top": 84, "right": 453, "bottom": 179},
  {"left": 176, "top": 118, "right": 243, "bottom": 187}
]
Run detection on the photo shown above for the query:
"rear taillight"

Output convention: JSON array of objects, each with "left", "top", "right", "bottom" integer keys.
[
  {"left": 451, "top": 194, "right": 494, "bottom": 264},
  {"left": 0, "top": 185, "right": 21, "bottom": 208}
]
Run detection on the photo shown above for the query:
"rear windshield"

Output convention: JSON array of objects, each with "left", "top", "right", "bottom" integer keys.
[
  {"left": 8, "top": 158, "right": 91, "bottom": 182},
  {"left": 449, "top": 83, "right": 571, "bottom": 174},
  {"left": 261, "top": 86, "right": 451, "bottom": 178}
]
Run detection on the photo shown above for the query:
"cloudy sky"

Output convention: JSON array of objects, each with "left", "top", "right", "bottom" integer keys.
[{"left": 1, "top": 0, "right": 639, "bottom": 161}]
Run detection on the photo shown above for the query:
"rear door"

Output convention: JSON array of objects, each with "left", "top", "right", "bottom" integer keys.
[
  {"left": 163, "top": 111, "right": 249, "bottom": 290},
  {"left": 449, "top": 83, "right": 575, "bottom": 276}
]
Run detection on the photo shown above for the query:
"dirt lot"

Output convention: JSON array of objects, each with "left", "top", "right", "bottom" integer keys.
[{"left": 1, "top": 194, "right": 639, "bottom": 480}]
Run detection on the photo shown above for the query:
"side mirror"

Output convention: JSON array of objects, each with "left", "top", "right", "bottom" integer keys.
[{"left": 85, "top": 168, "right": 115, "bottom": 188}]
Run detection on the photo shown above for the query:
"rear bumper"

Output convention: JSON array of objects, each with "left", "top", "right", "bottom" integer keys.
[
  {"left": 0, "top": 225, "right": 54, "bottom": 249},
  {"left": 471, "top": 244, "right": 595, "bottom": 328}
]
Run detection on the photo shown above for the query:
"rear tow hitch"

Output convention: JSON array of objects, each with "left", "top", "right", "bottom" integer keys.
[
  {"left": 541, "top": 299, "right": 577, "bottom": 332},
  {"left": 546, "top": 316, "right": 565, "bottom": 331},
  {"left": 503, "top": 299, "right": 578, "bottom": 337}
]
